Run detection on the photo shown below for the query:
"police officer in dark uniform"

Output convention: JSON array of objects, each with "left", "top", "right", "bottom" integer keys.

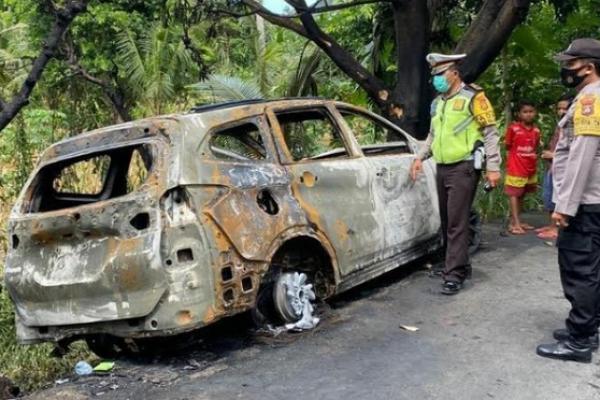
[{"left": 536, "top": 38, "right": 600, "bottom": 363}]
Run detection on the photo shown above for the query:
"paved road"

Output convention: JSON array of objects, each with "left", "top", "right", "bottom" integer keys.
[{"left": 28, "top": 216, "right": 600, "bottom": 400}]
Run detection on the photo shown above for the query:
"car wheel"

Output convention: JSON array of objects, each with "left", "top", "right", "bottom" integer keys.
[
  {"left": 273, "top": 271, "right": 316, "bottom": 324},
  {"left": 252, "top": 271, "right": 318, "bottom": 328}
]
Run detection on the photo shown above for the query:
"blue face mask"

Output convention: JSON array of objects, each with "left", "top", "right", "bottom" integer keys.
[{"left": 433, "top": 75, "right": 450, "bottom": 93}]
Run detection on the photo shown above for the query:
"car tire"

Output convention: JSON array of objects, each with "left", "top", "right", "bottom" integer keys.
[{"left": 252, "top": 270, "right": 318, "bottom": 328}]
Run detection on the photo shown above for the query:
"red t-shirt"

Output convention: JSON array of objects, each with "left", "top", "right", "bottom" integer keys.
[{"left": 504, "top": 121, "right": 541, "bottom": 177}]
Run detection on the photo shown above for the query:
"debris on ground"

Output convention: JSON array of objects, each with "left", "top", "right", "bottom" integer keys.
[
  {"left": 188, "top": 363, "right": 229, "bottom": 380},
  {"left": 399, "top": 325, "right": 420, "bottom": 332},
  {"left": 74, "top": 361, "right": 93, "bottom": 376},
  {"left": 93, "top": 362, "right": 115, "bottom": 373}
]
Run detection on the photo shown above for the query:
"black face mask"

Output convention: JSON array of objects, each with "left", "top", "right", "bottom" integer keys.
[{"left": 560, "top": 65, "right": 586, "bottom": 88}]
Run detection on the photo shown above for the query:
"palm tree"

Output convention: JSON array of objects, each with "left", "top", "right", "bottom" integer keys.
[
  {"left": 115, "top": 24, "right": 198, "bottom": 115},
  {"left": 188, "top": 42, "right": 322, "bottom": 102}
]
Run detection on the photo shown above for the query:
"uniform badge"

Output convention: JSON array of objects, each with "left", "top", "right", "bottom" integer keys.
[
  {"left": 574, "top": 94, "right": 600, "bottom": 136},
  {"left": 581, "top": 95, "right": 595, "bottom": 116},
  {"left": 478, "top": 97, "right": 489, "bottom": 111},
  {"left": 453, "top": 99, "right": 465, "bottom": 111}
]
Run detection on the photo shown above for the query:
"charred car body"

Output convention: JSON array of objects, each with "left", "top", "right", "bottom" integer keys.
[{"left": 4, "top": 98, "right": 441, "bottom": 354}]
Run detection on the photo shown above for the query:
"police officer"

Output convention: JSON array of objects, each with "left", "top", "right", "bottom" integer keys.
[
  {"left": 536, "top": 38, "right": 600, "bottom": 363},
  {"left": 411, "top": 53, "right": 502, "bottom": 295}
]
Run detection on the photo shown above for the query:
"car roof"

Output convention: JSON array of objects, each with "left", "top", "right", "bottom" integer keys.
[{"left": 38, "top": 98, "right": 411, "bottom": 164}]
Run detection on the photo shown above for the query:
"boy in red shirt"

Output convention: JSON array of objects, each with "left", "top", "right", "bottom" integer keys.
[{"left": 504, "top": 101, "right": 541, "bottom": 235}]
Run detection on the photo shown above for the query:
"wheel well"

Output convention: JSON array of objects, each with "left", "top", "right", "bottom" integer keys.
[{"left": 270, "top": 236, "right": 336, "bottom": 298}]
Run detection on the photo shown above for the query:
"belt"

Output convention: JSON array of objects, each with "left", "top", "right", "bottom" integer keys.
[{"left": 580, "top": 204, "right": 600, "bottom": 213}]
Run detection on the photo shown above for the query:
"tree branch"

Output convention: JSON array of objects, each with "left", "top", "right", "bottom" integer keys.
[
  {"left": 65, "top": 41, "right": 109, "bottom": 87},
  {"left": 456, "top": 0, "right": 531, "bottom": 82},
  {"left": 296, "top": 0, "right": 393, "bottom": 14},
  {"left": 63, "top": 37, "right": 131, "bottom": 122},
  {"left": 211, "top": 7, "right": 260, "bottom": 18},
  {"left": 242, "top": 0, "right": 309, "bottom": 38},
  {"left": 233, "top": 0, "right": 391, "bottom": 19},
  {"left": 297, "top": 11, "right": 392, "bottom": 109},
  {"left": 244, "top": 0, "right": 396, "bottom": 117},
  {"left": 0, "top": 0, "right": 89, "bottom": 133}
]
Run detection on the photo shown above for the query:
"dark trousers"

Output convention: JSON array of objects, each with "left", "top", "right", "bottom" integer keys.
[
  {"left": 557, "top": 206, "right": 600, "bottom": 342},
  {"left": 436, "top": 161, "right": 480, "bottom": 283}
]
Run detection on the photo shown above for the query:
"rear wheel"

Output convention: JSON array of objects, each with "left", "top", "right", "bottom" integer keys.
[{"left": 253, "top": 271, "right": 319, "bottom": 328}]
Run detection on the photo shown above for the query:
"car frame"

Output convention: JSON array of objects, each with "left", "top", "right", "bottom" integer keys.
[{"left": 4, "top": 98, "right": 441, "bottom": 354}]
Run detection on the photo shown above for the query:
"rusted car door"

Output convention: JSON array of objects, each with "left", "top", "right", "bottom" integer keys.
[
  {"left": 337, "top": 108, "right": 440, "bottom": 258},
  {"left": 266, "top": 105, "right": 385, "bottom": 275}
]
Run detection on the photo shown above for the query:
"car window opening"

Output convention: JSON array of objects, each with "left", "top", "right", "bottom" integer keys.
[
  {"left": 27, "top": 143, "right": 154, "bottom": 213},
  {"left": 210, "top": 122, "right": 267, "bottom": 161},
  {"left": 340, "top": 110, "right": 411, "bottom": 156},
  {"left": 275, "top": 109, "right": 348, "bottom": 162}
]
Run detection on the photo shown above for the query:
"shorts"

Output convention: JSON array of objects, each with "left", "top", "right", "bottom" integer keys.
[
  {"left": 504, "top": 174, "right": 537, "bottom": 197},
  {"left": 542, "top": 170, "right": 555, "bottom": 212}
]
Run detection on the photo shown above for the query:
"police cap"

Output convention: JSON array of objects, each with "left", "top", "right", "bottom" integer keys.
[
  {"left": 555, "top": 38, "right": 600, "bottom": 62},
  {"left": 426, "top": 53, "right": 467, "bottom": 75}
]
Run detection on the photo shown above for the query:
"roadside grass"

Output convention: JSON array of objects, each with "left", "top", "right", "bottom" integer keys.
[
  {"left": 0, "top": 176, "right": 96, "bottom": 393},
  {"left": 0, "top": 267, "right": 97, "bottom": 392}
]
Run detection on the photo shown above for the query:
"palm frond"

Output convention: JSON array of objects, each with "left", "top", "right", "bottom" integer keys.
[
  {"left": 115, "top": 28, "right": 147, "bottom": 95},
  {"left": 286, "top": 46, "right": 322, "bottom": 97},
  {"left": 188, "top": 74, "right": 263, "bottom": 102}
]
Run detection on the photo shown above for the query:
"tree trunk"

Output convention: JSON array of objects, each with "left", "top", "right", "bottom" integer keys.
[
  {"left": 107, "top": 86, "right": 132, "bottom": 123},
  {"left": 389, "top": 0, "right": 432, "bottom": 138},
  {"left": 256, "top": 15, "right": 268, "bottom": 94}
]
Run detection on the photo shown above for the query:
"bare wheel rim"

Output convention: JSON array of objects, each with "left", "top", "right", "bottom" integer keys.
[{"left": 273, "top": 272, "right": 316, "bottom": 323}]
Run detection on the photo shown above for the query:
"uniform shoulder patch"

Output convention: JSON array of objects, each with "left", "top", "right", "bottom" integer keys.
[
  {"left": 471, "top": 92, "right": 496, "bottom": 127},
  {"left": 466, "top": 83, "right": 483, "bottom": 92},
  {"left": 574, "top": 94, "right": 600, "bottom": 136}
]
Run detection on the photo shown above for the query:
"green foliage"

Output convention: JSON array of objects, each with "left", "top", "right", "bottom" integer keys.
[
  {"left": 0, "top": 275, "right": 97, "bottom": 392},
  {"left": 188, "top": 73, "right": 263, "bottom": 101},
  {"left": 115, "top": 24, "right": 199, "bottom": 115}
]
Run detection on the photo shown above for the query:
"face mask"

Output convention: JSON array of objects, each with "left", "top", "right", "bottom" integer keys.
[
  {"left": 433, "top": 75, "right": 451, "bottom": 93},
  {"left": 560, "top": 66, "right": 586, "bottom": 88}
]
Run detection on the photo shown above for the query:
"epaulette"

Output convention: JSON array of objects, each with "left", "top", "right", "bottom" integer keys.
[{"left": 464, "top": 83, "right": 483, "bottom": 93}]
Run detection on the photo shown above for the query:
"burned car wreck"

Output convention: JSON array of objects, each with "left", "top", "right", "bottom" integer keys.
[{"left": 4, "top": 98, "right": 441, "bottom": 356}]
